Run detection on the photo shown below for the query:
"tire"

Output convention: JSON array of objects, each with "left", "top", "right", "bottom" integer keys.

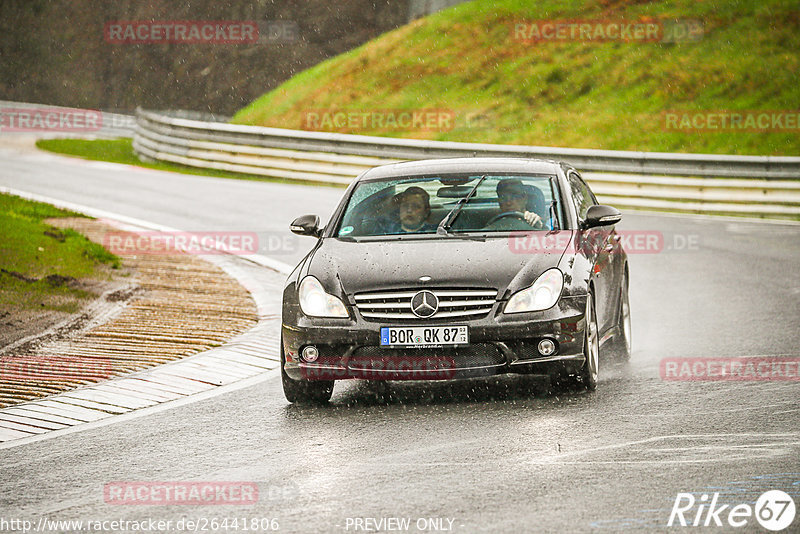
[
  {"left": 554, "top": 292, "right": 599, "bottom": 392},
  {"left": 612, "top": 270, "right": 632, "bottom": 361},
  {"left": 576, "top": 292, "right": 600, "bottom": 390},
  {"left": 281, "top": 339, "right": 334, "bottom": 404}
]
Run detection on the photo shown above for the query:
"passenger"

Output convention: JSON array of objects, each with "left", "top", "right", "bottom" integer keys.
[
  {"left": 386, "top": 186, "right": 438, "bottom": 233},
  {"left": 487, "top": 179, "right": 545, "bottom": 230}
]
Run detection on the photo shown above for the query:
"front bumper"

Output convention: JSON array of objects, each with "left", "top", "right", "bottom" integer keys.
[{"left": 282, "top": 295, "right": 588, "bottom": 381}]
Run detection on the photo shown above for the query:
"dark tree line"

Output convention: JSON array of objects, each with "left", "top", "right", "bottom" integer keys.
[{"left": 0, "top": 0, "right": 410, "bottom": 114}]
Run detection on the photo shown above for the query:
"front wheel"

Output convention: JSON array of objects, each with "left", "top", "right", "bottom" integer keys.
[
  {"left": 281, "top": 339, "right": 334, "bottom": 404},
  {"left": 578, "top": 292, "right": 600, "bottom": 390},
  {"left": 554, "top": 292, "right": 599, "bottom": 392}
]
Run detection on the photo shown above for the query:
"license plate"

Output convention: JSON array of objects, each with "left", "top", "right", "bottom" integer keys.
[{"left": 380, "top": 326, "right": 468, "bottom": 347}]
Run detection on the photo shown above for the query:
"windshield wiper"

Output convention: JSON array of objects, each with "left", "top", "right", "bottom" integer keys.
[{"left": 437, "top": 174, "right": 487, "bottom": 235}]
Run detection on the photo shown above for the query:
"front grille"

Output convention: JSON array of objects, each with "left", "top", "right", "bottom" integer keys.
[{"left": 354, "top": 288, "right": 497, "bottom": 320}]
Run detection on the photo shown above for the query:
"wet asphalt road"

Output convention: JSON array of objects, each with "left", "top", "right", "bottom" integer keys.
[{"left": 1, "top": 146, "right": 799, "bottom": 533}]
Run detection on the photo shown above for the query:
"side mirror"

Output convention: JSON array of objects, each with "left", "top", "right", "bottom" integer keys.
[
  {"left": 290, "top": 214, "right": 321, "bottom": 237},
  {"left": 581, "top": 205, "right": 622, "bottom": 230}
]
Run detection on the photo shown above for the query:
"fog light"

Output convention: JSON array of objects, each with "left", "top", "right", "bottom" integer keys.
[
  {"left": 538, "top": 339, "right": 556, "bottom": 356},
  {"left": 302, "top": 346, "right": 319, "bottom": 363}
]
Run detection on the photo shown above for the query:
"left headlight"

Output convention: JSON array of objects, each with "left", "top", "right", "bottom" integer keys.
[
  {"left": 504, "top": 268, "right": 564, "bottom": 314},
  {"left": 298, "top": 276, "right": 349, "bottom": 318}
]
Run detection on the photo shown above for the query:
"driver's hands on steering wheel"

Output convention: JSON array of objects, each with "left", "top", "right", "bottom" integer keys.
[{"left": 523, "top": 211, "right": 544, "bottom": 229}]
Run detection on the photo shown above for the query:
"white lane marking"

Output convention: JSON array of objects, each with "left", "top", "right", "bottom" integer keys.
[
  {"left": 0, "top": 407, "right": 85, "bottom": 425},
  {"left": 0, "top": 413, "right": 66, "bottom": 431},
  {"left": 0, "top": 369, "right": 281, "bottom": 450},
  {"left": 51, "top": 396, "right": 130, "bottom": 413},
  {"left": 0, "top": 420, "right": 49, "bottom": 434},
  {"left": 0, "top": 427, "right": 32, "bottom": 441},
  {"left": 19, "top": 401, "right": 103, "bottom": 422},
  {"left": 92, "top": 382, "right": 182, "bottom": 402},
  {"left": 128, "top": 375, "right": 210, "bottom": 394}
]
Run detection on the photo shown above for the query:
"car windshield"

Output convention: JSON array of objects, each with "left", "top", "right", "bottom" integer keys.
[{"left": 335, "top": 174, "right": 561, "bottom": 238}]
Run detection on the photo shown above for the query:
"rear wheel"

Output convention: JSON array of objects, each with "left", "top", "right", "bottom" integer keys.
[
  {"left": 612, "top": 270, "right": 632, "bottom": 361},
  {"left": 281, "top": 339, "right": 334, "bottom": 404}
]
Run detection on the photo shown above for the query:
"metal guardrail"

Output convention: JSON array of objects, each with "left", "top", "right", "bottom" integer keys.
[{"left": 134, "top": 108, "right": 800, "bottom": 219}]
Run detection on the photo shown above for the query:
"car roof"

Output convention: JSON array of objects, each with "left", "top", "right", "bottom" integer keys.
[{"left": 358, "top": 157, "right": 566, "bottom": 181}]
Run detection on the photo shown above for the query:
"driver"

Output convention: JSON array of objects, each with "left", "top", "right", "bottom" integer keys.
[{"left": 487, "top": 179, "right": 545, "bottom": 230}]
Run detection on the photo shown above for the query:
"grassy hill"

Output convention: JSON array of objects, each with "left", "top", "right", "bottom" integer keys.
[{"left": 232, "top": 0, "right": 800, "bottom": 156}]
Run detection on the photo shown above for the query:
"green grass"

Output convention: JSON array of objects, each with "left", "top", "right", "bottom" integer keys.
[
  {"left": 232, "top": 0, "right": 800, "bottom": 156},
  {"left": 35, "top": 138, "right": 347, "bottom": 188},
  {"left": 0, "top": 193, "right": 120, "bottom": 313}
]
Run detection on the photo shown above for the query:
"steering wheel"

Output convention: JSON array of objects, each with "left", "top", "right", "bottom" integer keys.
[{"left": 485, "top": 211, "right": 527, "bottom": 226}]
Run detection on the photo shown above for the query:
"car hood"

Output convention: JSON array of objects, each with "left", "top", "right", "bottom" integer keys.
[{"left": 308, "top": 232, "right": 573, "bottom": 299}]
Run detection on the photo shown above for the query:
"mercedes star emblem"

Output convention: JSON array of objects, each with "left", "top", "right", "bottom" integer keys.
[{"left": 411, "top": 290, "right": 439, "bottom": 318}]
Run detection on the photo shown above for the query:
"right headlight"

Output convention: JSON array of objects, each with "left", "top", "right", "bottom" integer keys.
[
  {"left": 504, "top": 268, "right": 564, "bottom": 313},
  {"left": 298, "top": 276, "right": 349, "bottom": 318}
]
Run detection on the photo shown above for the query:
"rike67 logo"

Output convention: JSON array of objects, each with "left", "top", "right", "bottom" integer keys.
[{"left": 668, "top": 490, "right": 796, "bottom": 531}]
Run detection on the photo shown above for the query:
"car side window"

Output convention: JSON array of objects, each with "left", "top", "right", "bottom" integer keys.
[{"left": 568, "top": 172, "right": 596, "bottom": 220}]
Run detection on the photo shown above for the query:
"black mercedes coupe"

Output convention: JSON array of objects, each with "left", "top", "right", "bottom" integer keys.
[{"left": 281, "top": 158, "right": 631, "bottom": 402}]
